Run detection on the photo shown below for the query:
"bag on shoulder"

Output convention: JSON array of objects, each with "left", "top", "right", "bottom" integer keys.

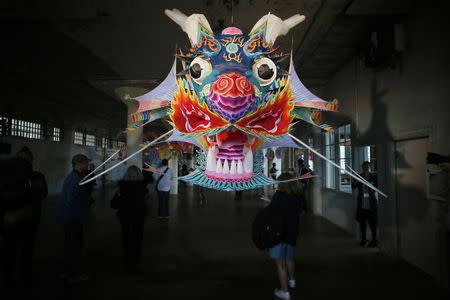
[
  {"left": 251, "top": 204, "right": 284, "bottom": 250},
  {"left": 155, "top": 167, "right": 169, "bottom": 192},
  {"left": 0, "top": 158, "right": 33, "bottom": 227}
]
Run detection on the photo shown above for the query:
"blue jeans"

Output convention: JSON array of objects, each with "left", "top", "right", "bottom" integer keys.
[
  {"left": 158, "top": 191, "right": 170, "bottom": 217},
  {"left": 268, "top": 243, "right": 294, "bottom": 260}
]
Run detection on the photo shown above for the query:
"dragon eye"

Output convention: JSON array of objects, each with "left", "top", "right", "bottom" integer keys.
[
  {"left": 253, "top": 57, "right": 277, "bottom": 86},
  {"left": 189, "top": 57, "right": 212, "bottom": 84}
]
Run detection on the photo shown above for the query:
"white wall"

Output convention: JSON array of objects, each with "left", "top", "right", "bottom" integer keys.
[
  {"left": 0, "top": 135, "right": 106, "bottom": 195},
  {"left": 315, "top": 6, "right": 450, "bottom": 284}
]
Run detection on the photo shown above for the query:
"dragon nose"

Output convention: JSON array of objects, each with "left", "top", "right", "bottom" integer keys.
[
  {"left": 212, "top": 72, "right": 253, "bottom": 97},
  {"left": 209, "top": 72, "right": 256, "bottom": 123},
  {"left": 226, "top": 72, "right": 240, "bottom": 79}
]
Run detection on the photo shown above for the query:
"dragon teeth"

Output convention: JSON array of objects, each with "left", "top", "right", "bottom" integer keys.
[
  {"left": 222, "top": 159, "right": 230, "bottom": 174},
  {"left": 230, "top": 160, "right": 237, "bottom": 174},
  {"left": 207, "top": 145, "right": 253, "bottom": 175},
  {"left": 216, "top": 158, "right": 223, "bottom": 173},
  {"left": 237, "top": 160, "right": 244, "bottom": 174}
]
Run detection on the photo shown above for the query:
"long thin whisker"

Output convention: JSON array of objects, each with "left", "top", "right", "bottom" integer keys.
[
  {"left": 288, "top": 133, "right": 387, "bottom": 198},
  {"left": 79, "top": 129, "right": 174, "bottom": 185}
]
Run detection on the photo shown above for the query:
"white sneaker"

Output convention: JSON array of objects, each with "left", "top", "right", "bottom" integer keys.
[
  {"left": 288, "top": 279, "right": 296, "bottom": 289},
  {"left": 274, "top": 288, "right": 290, "bottom": 300}
]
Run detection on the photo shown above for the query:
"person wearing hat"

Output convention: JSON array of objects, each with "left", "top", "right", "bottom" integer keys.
[{"left": 57, "top": 154, "right": 90, "bottom": 283}]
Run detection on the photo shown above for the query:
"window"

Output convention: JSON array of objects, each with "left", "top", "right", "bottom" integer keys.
[
  {"left": 74, "top": 131, "right": 84, "bottom": 145},
  {"left": 324, "top": 130, "right": 336, "bottom": 189},
  {"left": 86, "top": 134, "right": 96, "bottom": 147},
  {"left": 51, "top": 127, "right": 61, "bottom": 142},
  {"left": 11, "top": 118, "right": 43, "bottom": 140},
  {"left": 362, "top": 145, "right": 377, "bottom": 173},
  {"left": 0, "top": 116, "right": 8, "bottom": 136},
  {"left": 338, "top": 124, "right": 352, "bottom": 193},
  {"left": 102, "top": 137, "right": 110, "bottom": 148}
]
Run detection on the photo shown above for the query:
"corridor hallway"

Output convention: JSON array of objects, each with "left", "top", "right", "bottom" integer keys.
[{"left": 27, "top": 186, "right": 447, "bottom": 299}]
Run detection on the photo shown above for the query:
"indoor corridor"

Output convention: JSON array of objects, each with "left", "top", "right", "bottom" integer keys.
[{"left": 25, "top": 186, "right": 448, "bottom": 300}]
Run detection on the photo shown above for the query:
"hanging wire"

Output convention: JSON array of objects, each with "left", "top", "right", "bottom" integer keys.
[{"left": 231, "top": 0, "right": 234, "bottom": 25}]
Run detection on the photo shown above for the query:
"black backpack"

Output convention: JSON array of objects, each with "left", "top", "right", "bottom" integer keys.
[
  {"left": 0, "top": 158, "right": 33, "bottom": 226},
  {"left": 252, "top": 204, "right": 284, "bottom": 250}
]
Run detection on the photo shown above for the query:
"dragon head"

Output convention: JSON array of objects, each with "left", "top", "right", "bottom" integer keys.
[{"left": 167, "top": 10, "right": 305, "bottom": 186}]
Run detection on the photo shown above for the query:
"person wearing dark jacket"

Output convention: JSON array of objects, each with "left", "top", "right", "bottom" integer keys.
[
  {"left": 58, "top": 154, "right": 90, "bottom": 283},
  {"left": 15, "top": 147, "right": 48, "bottom": 290},
  {"left": 268, "top": 173, "right": 304, "bottom": 300},
  {"left": 111, "top": 165, "right": 148, "bottom": 269},
  {"left": 84, "top": 163, "right": 97, "bottom": 206},
  {"left": 352, "top": 161, "right": 378, "bottom": 247},
  {"left": 0, "top": 156, "right": 33, "bottom": 296}
]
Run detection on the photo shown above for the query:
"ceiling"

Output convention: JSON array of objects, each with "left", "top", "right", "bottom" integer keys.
[{"left": 0, "top": 0, "right": 414, "bottom": 133}]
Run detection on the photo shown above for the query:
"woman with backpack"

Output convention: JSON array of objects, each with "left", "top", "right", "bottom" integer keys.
[
  {"left": 268, "top": 172, "right": 304, "bottom": 300},
  {"left": 111, "top": 165, "right": 148, "bottom": 271}
]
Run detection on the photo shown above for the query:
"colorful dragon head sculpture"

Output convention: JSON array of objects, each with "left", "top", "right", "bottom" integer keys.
[{"left": 131, "top": 9, "right": 339, "bottom": 191}]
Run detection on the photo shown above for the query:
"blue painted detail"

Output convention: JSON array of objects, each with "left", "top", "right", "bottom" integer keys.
[
  {"left": 226, "top": 42, "right": 239, "bottom": 54},
  {"left": 178, "top": 172, "right": 275, "bottom": 191}
]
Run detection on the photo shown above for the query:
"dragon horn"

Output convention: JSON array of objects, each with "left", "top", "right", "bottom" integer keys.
[
  {"left": 250, "top": 13, "right": 305, "bottom": 45},
  {"left": 165, "top": 8, "right": 214, "bottom": 46}
]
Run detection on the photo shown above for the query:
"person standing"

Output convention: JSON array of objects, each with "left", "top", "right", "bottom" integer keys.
[
  {"left": 437, "top": 162, "right": 450, "bottom": 286},
  {"left": 153, "top": 159, "right": 172, "bottom": 218},
  {"left": 84, "top": 163, "right": 97, "bottom": 206},
  {"left": 267, "top": 173, "right": 304, "bottom": 300},
  {"left": 296, "top": 159, "right": 312, "bottom": 211},
  {"left": 1, "top": 156, "right": 33, "bottom": 297},
  {"left": 352, "top": 161, "right": 378, "bottom": 247},
  {"left": 15, "top": 147, "right": 47, "bottom": 291},
  {"left": 111, "top": 166, "right": 148, "bottom": 270},
  {"left": 57, "top": 154, "right": 91, "bottom": 282},
  {"left": 180, "top": 164, "right": 189, "bottom": 177},
  {"left": 269, "top": 163, "right": 278, "bottom": 180},
  {"left": 179, "top": 164, "right": 189, "bottom": 193},
  {"left": 270, "top": 163, "right": 278, "bottom": 189}
]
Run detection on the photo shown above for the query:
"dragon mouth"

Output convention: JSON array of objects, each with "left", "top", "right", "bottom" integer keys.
[{"left": 205, "top": 127, "right": 255, "bottom": 181}]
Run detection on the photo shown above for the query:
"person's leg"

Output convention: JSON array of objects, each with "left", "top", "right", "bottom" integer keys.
[
  {"left": 19, "top": 223, "right": 38, "bottom": 292},
  {"left": 134, "top": 220, "right": 144, "bottom": 265},
  {"left": 275, "top": 259, "right": 289, "bottom": 292},
  {"left": 2, "top": 228, "right": 18, "bottom": 293},
  {"left": 63, "top": 223, "right": 75, "bottom": 275},
  {"left": 368, "top": 212, "right": 378, "bottom": 247},
  {"left": 158, "top": 192, "right": 165, "bottom": 217},
  {"left": 447, "top": 230, "right": 450, "bottom": 287},
  {"left": 128, "top": 221, "right": 139, "bottom": 266},
  {"left": 163, "top": 192, "right": 170, "bottom": 217},
  {"left": 64, "top": 221, "right": 84, "bottom": 276},
  {"left": 287, "top": 260, "right": 295, "bottom": 281},
  {"left": 72, "top": 222, "right": 84, "bottom": 275},
  {"left": 359, "top": 215, "right": 367, "bottom": 246},
  {"left": 120, "top": 221, "right": 132, "bottom": 265}
]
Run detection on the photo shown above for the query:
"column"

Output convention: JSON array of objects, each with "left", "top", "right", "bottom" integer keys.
[
  {"left": 123, "top": 98, "right": 143, "bottom": 168},
  {"left": 186, "top": 150, "right": 194, "bottom": 187},
  {"left": 280, "top": 148, "right": 290, "bottom": 173},
  {"left": 169, "top": 155, "right": 178, "bottom": 194}
]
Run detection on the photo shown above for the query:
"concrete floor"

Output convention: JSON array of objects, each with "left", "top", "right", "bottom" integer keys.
[{"left": 21, "top": 186, "right": 450, "bottom": 299}]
